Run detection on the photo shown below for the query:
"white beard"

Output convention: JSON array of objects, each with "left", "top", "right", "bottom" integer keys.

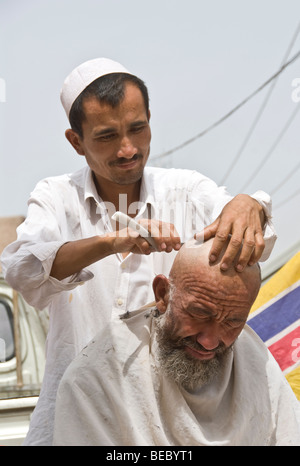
[{"left": 154, "top": 306, "right": 233, "bottom": 392}]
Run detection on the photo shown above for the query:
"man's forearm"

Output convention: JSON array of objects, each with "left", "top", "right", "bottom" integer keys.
[{"left": 50, "top": 235, "right": 115, "bottom": 281}]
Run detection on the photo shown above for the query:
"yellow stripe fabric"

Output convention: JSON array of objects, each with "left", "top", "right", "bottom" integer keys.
[
  {"left": 250, "top": 251, "right": 300, "bottom": 314},
  {"left": 249, "top": 251, "right": 300, "bottom": 400},
  {"left": 285, "top": 367, "right": 300, "bottom": 401}
]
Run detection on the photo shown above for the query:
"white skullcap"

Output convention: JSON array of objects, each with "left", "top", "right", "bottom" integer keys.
[{"left": 60, "top": 57, "right": 131, "bottom": 118}]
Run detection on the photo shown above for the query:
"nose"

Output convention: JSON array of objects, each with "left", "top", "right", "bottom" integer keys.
[
  {"left": 117, "top": 136, "right": 137, "bottom": 159},
  {"left": 195, "top": 322, "right": 220, "bottom": 351}
]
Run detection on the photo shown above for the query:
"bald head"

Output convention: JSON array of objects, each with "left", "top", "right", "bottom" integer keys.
[
  {"left": 153, "top": 237, "right": 261, "bottom": 321},
  {"left": 169, "top": 238, "right": 261, "bottom": 308}
]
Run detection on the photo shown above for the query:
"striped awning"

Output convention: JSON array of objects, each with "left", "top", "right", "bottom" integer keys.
[{"left": 248, "top": 251, "right": 300, "bottom": 400}]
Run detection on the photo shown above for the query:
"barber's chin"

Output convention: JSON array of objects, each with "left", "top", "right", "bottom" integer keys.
[{"left": 184, "top": 346, "right": 216, "bottom": 361}]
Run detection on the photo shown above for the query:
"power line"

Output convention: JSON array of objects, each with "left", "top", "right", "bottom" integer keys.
[
  {"left": 269, "top": 158, "right": 300, "bottom": 197},
  {"left": 220, "top": 21, "right": 300, "bottom": 185},
  {"left": 274, "top": 186, "right": 300, "bottom": 210},
  {"left": 266, "top": 158, "right": 300, "bottom": 211},
  {"left": 238, "top": 104, "right": 300, "bottom": 192},
  {"left": 150, "top": 48, "right": 300, "bottom": 163}
]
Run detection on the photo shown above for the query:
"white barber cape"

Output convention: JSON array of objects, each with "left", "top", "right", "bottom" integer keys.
[{"left": 53, "top": 308, "right": 300, "bottom": 446}]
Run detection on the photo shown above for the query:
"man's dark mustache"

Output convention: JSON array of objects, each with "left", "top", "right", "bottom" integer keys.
[{"left": 109, "top": 154, "right": 142, "bottom": 166}]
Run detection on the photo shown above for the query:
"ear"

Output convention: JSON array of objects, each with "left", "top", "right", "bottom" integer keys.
[
  {"left": 152, "top": 274, "right": 170, "bottom": 314},
  {"left": 65, "top": 129, "right": 85, "bottom": 156}
]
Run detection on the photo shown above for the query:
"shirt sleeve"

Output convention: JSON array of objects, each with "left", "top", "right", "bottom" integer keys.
[
  {"left": 189, "top": 171, "right": 277, "bottom": 262},
  {"left": 250, "top": 190, "right": 277, "bottom": 262},
  {"left": 0, "top": 179, "right": 93, "bottom": 310}
]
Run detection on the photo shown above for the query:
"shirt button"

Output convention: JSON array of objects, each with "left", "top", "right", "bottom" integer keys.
[{"left": 117, "top": 298, "right": 123, "bottom": 306}]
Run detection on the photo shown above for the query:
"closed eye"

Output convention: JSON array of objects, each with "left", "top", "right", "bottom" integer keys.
[
  {"left": 130, "top": 124, "right": 147, "bottom": 134},
  {"left": 186, "top": 306, "right": 245, "bottom": 328},
  {"left": 96, "top": 133, "right": 117, "bottom": 142},
  {"left": 224, "top": 318, "right": 245, "bottom": 329},
  {"left": 186, "top": 308, "right": 211, "bottom": 321}
]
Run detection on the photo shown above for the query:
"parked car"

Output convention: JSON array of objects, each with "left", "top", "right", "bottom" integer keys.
[{"left": 0, "top": 216, "right": 47, "bottom": 446}]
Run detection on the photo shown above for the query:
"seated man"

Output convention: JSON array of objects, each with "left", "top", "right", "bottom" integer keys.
[{"left": 53, "top": 238, "right": 300, "bottom": 446}]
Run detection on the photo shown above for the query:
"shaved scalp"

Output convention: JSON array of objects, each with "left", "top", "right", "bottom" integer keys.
[{"left": 169, "top": 238, "right": 261, "bottom": 309}]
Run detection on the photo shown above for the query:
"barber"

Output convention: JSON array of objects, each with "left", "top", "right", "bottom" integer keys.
[{"left": 1, "top": 58, "right": 276, "bottom": 446}]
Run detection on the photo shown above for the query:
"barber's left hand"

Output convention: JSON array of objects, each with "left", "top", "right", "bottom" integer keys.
[{"left": 196, "top": 194, "right": 266, "bottom": 272}]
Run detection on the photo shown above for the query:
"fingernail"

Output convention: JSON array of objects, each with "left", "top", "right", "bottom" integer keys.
[
  {"left": 221, "top": 262, "right": 228, "bottom": 271},
  {"left": 236, "top": 264, "right": 243, "bottom": 272},
  {"left": 160, "top": 242, "right": 166, "bottom": 250},
  {"left": 210, "top": 254, "right": 216, "bottom": 262}
]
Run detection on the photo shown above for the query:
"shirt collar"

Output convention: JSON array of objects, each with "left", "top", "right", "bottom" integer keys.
[
  {"left": 137, "top": 168, "right": 157, "bottom": 218},
  {"left": 83, "top": 166, "right": 157, "bottom": 217},
  {"left": 83, "top": 168, "right": 108, "bottom": 215},
  {"left": 84, "top": 168, "right": 99, "bottom": 202}
]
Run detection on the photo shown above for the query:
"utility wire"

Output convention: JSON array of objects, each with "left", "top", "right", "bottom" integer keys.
[
  {"left": 238, "top": 104, "right": 300, "bottom": 192},
  {"left": 220, "top": 21, "right": 300, "bottom": 185},
  {"left": 274, "top": 186, "right": 300, "bottom": 210},
  {"left": 269, "top": 158, "right": 300, "bottom": 197},
  {"left": 150, "top": 48, "right": 300, "bottom": 163}
]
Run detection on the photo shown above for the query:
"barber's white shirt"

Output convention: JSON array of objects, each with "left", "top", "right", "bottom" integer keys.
[{"left": 1, "top": 166, "right": 276, "bottom": 446}]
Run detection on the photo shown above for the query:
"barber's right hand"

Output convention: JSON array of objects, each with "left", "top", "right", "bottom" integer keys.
[{"left": 108, "top": 219, "right": 182, "bottom": 255}]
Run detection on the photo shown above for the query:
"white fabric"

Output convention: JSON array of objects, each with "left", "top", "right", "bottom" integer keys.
[
  {"left": 53, "top": 308, "right": 300, "bottom": 446},
  {"left": 1, "top": 166, "right": 276, "bottom": 446},
  {"left": 60, "top": 57, "right": 131, "bottom": 117}
]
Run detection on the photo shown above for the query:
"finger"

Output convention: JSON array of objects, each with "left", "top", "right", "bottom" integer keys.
[
  {"left": 218, "top": 229, "right": 245, "bottom": 271},
  {"left": 126, "top": 220, "right": 163, "bottom": 252},
  {"left": 208, "top": 223, "right": 232, "bottom": 264},
  {"left": 248, "top": 231, "right": 265, "bottom": 265},
  {"left": 143, "top": 221, "right": 167, "bottom": 252},
  {"left": 131, "top": 236, "right": 153, "bottom": 255},
  {"left": 140, "top": 220, "right": 181, "bottom": 252},
  {"left": 234, "top": 228, "right": 256, "bottom": 272},
  {"left": 127, "top": 228, "right": 140, "bottom": 240},
  {"left": 159, "top": 223, "right": 181, "bottom": 252},
  {"left": 194, "top": 230, "right": 205, "bottom": 244},
  {"left": 197, "top": 218, "right": 220, "bottom": 242},
  {"left": 116, "top": 228, "right": 151, "bottom": 255}
]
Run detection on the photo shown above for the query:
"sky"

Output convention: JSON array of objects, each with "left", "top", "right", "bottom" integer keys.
[{"left": 0, "top": 0, "right": 300, "bottom": 272}]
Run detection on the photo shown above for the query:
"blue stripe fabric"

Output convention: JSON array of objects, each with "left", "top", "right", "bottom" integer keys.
[{"left": 247, "top": 285, "right": 300, "bottom": 342}]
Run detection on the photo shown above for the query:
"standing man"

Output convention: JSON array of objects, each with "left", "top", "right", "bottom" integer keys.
[{"left": 1, "top": 58, "right": 276, "bottom": 445}]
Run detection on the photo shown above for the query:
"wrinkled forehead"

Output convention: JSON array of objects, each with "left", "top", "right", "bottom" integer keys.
[
  {"left": 170, "top": 239, "right": 261, "bottom": 301},
  {"left": 173, "top": 268, "right": 246, "bottom": 299},
  {"left": 170, "top": 263, "right": 259, "bottom": 318}
]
